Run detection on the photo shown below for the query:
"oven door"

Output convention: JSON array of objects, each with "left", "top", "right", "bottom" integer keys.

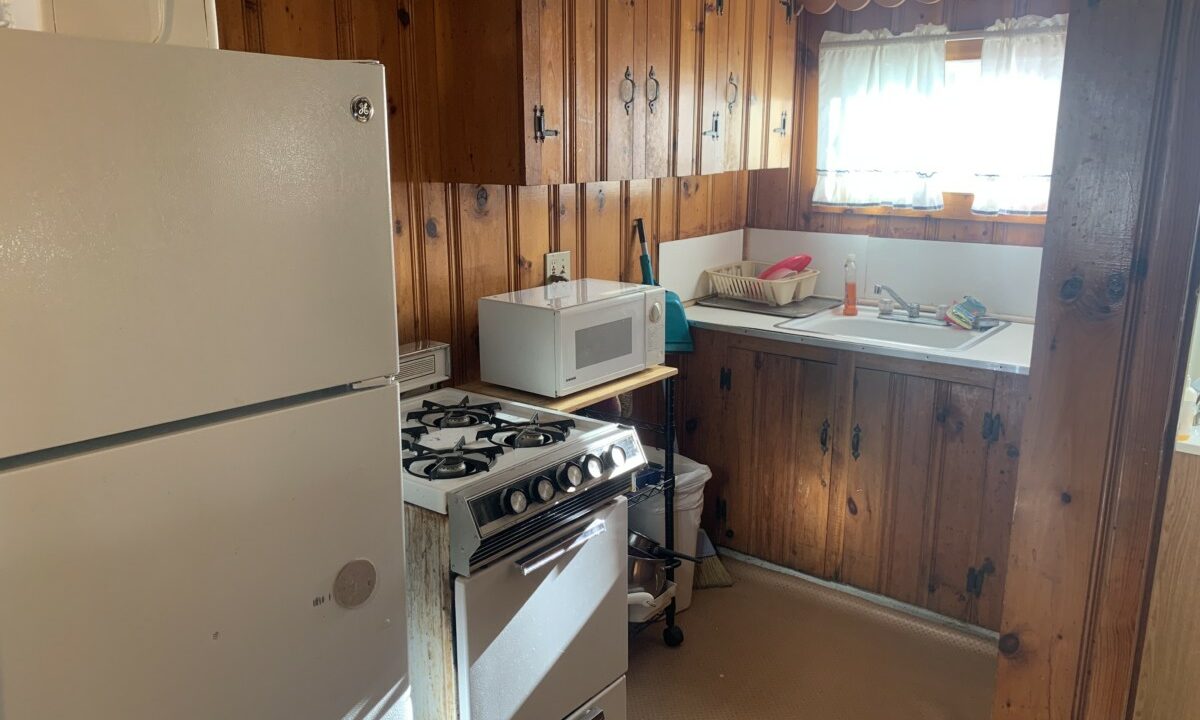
[
  {"left": 454, "top": 498, "right": 628, "bottom": 720},
  {"left": 557, "top": 295, "right": 646, "bottom": 395}
]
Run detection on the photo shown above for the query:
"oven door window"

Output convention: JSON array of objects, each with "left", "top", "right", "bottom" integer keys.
[{"left": 559, "top": 296, "right": 645, "bottom": 393}]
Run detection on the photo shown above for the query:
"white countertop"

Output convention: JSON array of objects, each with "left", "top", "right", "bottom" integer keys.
[
  {"left": 1177, "top": 429, "right": 1200, "bottom": 456},
  {"left": 686, "top": 305, "right": 1035, "bottom": 375}
]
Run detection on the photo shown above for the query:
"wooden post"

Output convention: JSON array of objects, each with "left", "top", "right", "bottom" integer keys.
[{"left": 992, "top": 0, "right": 1200, "bottom": 718}]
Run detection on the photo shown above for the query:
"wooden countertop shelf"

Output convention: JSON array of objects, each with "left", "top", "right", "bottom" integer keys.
[{"left": 460, "top": 365, "right": 678, "bottom": 414}]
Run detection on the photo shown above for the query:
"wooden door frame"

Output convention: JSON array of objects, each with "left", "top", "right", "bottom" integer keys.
[{"left": 992, "top": 0, "right": 1200, "bottom": 718}]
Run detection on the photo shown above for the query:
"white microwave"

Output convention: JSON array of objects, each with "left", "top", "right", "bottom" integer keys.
[{"left": 479, "top": 279, "right": 666, "bottom": 397}]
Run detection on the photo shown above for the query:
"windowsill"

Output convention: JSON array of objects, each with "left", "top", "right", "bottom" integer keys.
[{"left": 813, "top": 192, "right": 1047, "bottom": 226}]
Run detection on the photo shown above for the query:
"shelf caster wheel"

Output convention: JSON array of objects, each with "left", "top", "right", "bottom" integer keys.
[{"left": 663, "top": 624, "right": 684, "bottom": 647}]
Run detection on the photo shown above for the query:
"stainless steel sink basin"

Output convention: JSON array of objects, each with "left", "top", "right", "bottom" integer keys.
[{"left": 777, "top": 312, "right": 1009, "bottom": 352}]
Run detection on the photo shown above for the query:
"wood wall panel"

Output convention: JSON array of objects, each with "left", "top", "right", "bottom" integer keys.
[
  {"left": 515, "top": 186, "right": 553, "bottom": 290},
  {"left": 216, "top": 0, "right": 751, "bottom": 383},
  {"left": 582, "top": 182, "right": 623, "bottom": 281},
  {"left": 747, "top": 0, "right": 1069, "bottom": 247}
]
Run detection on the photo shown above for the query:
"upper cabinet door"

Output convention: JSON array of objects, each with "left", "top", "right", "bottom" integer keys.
[
  {"left": 765, "top": 0, "right": 798, "bottom": 169},
  {"left": 572, "top": 0, "right": 602, "bottom": 183},
  {"left": 640, "top": 0, "right": 677, "bottom": 178},
  {"left": 603, "top": 0, "right": 639, "bottom": 180},
  {"left": 698, "top": 0, "right": 729, "bottom": 175},
  {"left": 522, "top": 0, "right": 568, "bottom": 185},
  {"left": 743, "top": 0, "right": 772, "bottom": 171},
  {"left": 721, "top": 0, "right": 750, "bottom": 172},
  {"left": 674, "top": 0, "right": 705, "bottom": 176}
]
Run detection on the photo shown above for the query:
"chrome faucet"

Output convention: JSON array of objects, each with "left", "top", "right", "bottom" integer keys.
[{"left": 874, "top": 283, "right": 921, "bottom": 318}]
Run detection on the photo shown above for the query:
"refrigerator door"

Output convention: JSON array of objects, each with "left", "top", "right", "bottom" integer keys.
[
  {"left": 0, "top": 385, "right": 409, "bottom": 720},
  {"left": 0, "top": 30, "right": 398, "bottom": 459}
]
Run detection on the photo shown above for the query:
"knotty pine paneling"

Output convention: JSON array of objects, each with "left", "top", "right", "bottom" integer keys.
[
  {"left": 747, "top": 0, "right": 1066, "bottom": 247},
  {"left": 215, "top": 0, "right": 750, "bottom": 383}
]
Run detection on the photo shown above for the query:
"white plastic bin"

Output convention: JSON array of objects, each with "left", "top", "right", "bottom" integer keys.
[{"left": 628, "top": 448, "right": 711, "bottom": 612}]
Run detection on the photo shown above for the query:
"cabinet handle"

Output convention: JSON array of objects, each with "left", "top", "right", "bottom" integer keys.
[
  {"left": 533, "top": 105, "right": 558, "bottom": 142},
  {"left": 851, "top": 424, "right": 862, "bottom": 460},
  {"left": 819, "top": 418, "right": 830, "bottom": 455},
  {"left": 772, "top": 110, "right": 789, "bottom": 136},
  {"left": 701, "top": 111, "right": 720, "bottom": 139},
  {"left": 726, "top": 72, "right": 740, "bottom": 113},
  {"left": 621, "top": 66, "right": 636, "bottom": 116},
  {"left": 646, "top": 66, "right": 661, "bottom": 114},
  {"left": 716, "top": 0, "right": 726, "bottom": 16}
]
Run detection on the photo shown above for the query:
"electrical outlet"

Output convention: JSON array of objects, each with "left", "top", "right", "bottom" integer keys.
[{"left": 545, "top": 251, "right": 571, "bottom": 283}]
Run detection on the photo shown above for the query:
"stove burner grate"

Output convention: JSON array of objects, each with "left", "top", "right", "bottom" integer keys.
[
  {"left": 407, "top": 396, "right": 501, "bottom": 430},
  {"left": 401, "top": 425, "right": 428, "bottom": 454},
  {"left": 478, "top": 413, "right": 575, "bottom": 449},
  {"left": 403, "top": 436, "right": 505, "bottom": 480}
]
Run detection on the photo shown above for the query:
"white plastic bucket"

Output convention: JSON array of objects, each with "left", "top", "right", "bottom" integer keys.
[{"left": 628, "top": 448, "right": 710, "bottom": 612}]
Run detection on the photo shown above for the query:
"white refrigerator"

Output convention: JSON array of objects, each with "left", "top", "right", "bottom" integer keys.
[{"left": 0, "top": 30, "right": 410, "bottom": 719}]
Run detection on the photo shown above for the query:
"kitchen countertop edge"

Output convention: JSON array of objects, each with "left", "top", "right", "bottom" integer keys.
[{"left": 686, "top": 305, "right": 1033, "bottom": 376}]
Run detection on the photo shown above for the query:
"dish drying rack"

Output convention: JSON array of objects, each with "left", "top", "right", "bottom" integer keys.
[
  {"left": 707, "top": 260, "right": 820, "bottom": 306},
  {"left": 579, "top": 375, "right": 684, "bottom": 648}
]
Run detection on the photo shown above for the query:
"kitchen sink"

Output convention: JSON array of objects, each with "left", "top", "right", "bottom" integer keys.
[{"left": 777, "top": 311, "right": 1009, "bottom": 352}]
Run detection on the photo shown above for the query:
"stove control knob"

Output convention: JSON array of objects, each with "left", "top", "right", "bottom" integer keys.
[
  {"left": 532, "top": 477, "right": 556, "bottom": 503},
  {"left": 504, "top": 488, "right": 529, "bottom": 515},
  {"left": 557, "top": 462, "right": 584, "bottom": 492},
  {"left": 606, "top": 445, "right": 627, "bottom": 469},
  {"left": 583, "top": 454, "right": 604, "bottom": 479}
]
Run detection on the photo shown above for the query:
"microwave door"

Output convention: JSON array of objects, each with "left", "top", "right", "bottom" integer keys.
[{"left": 557, "top": 295, "right": 646, "bottom": 395}]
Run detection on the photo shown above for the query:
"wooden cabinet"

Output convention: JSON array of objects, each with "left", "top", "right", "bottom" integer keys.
[
  {"left": 639, "top": 0, "right": 676, "bottom": 179},
  {"left": 745, "top": 0, "right": 798, "bottom": 170},
  {"left": 679, "top": 329, "right": 1027, "bottom": 631},
  {"left": 697, "top": 0, "right": 750, "bottom": 175},
  {"left": 601, "top": 0, "right": 677, "bottom": 180},
  {"left": 414, "top": 0, "right": 568, "bottom": 185},
  {"left": 720, "top": 348, "right": 835, "bottom": 576},
  {"left": 413, "top": 0, "right": 793, "bottom": 184}
]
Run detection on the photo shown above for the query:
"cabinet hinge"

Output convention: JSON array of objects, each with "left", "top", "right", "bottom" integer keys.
[
  {"left": 717, "top": 497, "right": 728, "bottom": 521},
  {"left": 981, "top": 412, "right": 1004, "bottom": 443},
  {"left": 966, "top": 558, "right": 996, "bottom": 598},
  {"left": 781, "top": 0, "right": 795, "bottom": 23},
  {"left": 533, "top": 105, "right": 558, "bottom": 143},
  {"left": 719, "top": 367, "right": 731, "bottom": 391}
]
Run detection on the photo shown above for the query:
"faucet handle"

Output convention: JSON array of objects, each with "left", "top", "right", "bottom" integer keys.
[
  {"left": 878, "top": 299, "right": 895, "bottom": 316},
  {"left": 872, "top": 283, "right": 884, "bottom": 294}
]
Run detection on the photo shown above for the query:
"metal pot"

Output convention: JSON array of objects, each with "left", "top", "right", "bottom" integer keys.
[
  {"left": 628, "top": 530, "right": 699, "bottom": 565},
  {"left": 627, "top": 546, "right": 668, "bottom": 596}
]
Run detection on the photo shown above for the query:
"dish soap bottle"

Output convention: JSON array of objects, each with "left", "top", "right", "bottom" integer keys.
[
  {"left": 1178, "top": 377, "right": 1198, "bottom": 441},
  {"left": 843, "top": 254, "right": 858, "bottom": 316}
]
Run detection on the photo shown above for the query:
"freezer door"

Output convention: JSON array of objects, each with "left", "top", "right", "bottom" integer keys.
[
  {"left": 455, "top": 498, "right": 628, "bottom": 720},
  {"left": 0, "top": 30, "right": 398, "bottom": 458},
  {"left": 0, "top": 386, "right": 409, "bottom": 720}
]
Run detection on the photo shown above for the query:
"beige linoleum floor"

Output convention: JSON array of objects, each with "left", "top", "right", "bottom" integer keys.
[{"left": 628, "top": 556, "right": 997, "bottom": 720}]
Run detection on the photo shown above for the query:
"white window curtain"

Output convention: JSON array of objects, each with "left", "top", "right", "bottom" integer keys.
[
  {"left": 971, "top": 14, "right": 1069, "bottom": 216},
  {"left": 814, "top": 24, "right": 949, "bottom": 210}
]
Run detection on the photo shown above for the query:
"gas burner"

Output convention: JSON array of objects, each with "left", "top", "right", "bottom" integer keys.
[
  {"left": 407, "top": 396, "right": 501, "bottom": 430},
  {"left": 404, "top": 437, "right": 505, "bottom": 481},
  {"left": 478, "top": 413, "right": 575, "bottom": 449}
]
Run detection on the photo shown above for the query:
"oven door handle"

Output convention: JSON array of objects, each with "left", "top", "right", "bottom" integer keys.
[{"left": 514, "top": 517, "right": 608, "bottom": 576}]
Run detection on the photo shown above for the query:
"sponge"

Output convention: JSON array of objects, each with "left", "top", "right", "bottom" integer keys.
[{"left": 947, "top": 296, "right": 987, "bottom": 330}]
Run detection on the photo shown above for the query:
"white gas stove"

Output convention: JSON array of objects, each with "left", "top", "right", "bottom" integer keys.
[
  {"left": 401, "top": 388, "right": 646, "bottom": 575},
  {"left": 402, "top": 387, "right": 640, "bottom": 720}
]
